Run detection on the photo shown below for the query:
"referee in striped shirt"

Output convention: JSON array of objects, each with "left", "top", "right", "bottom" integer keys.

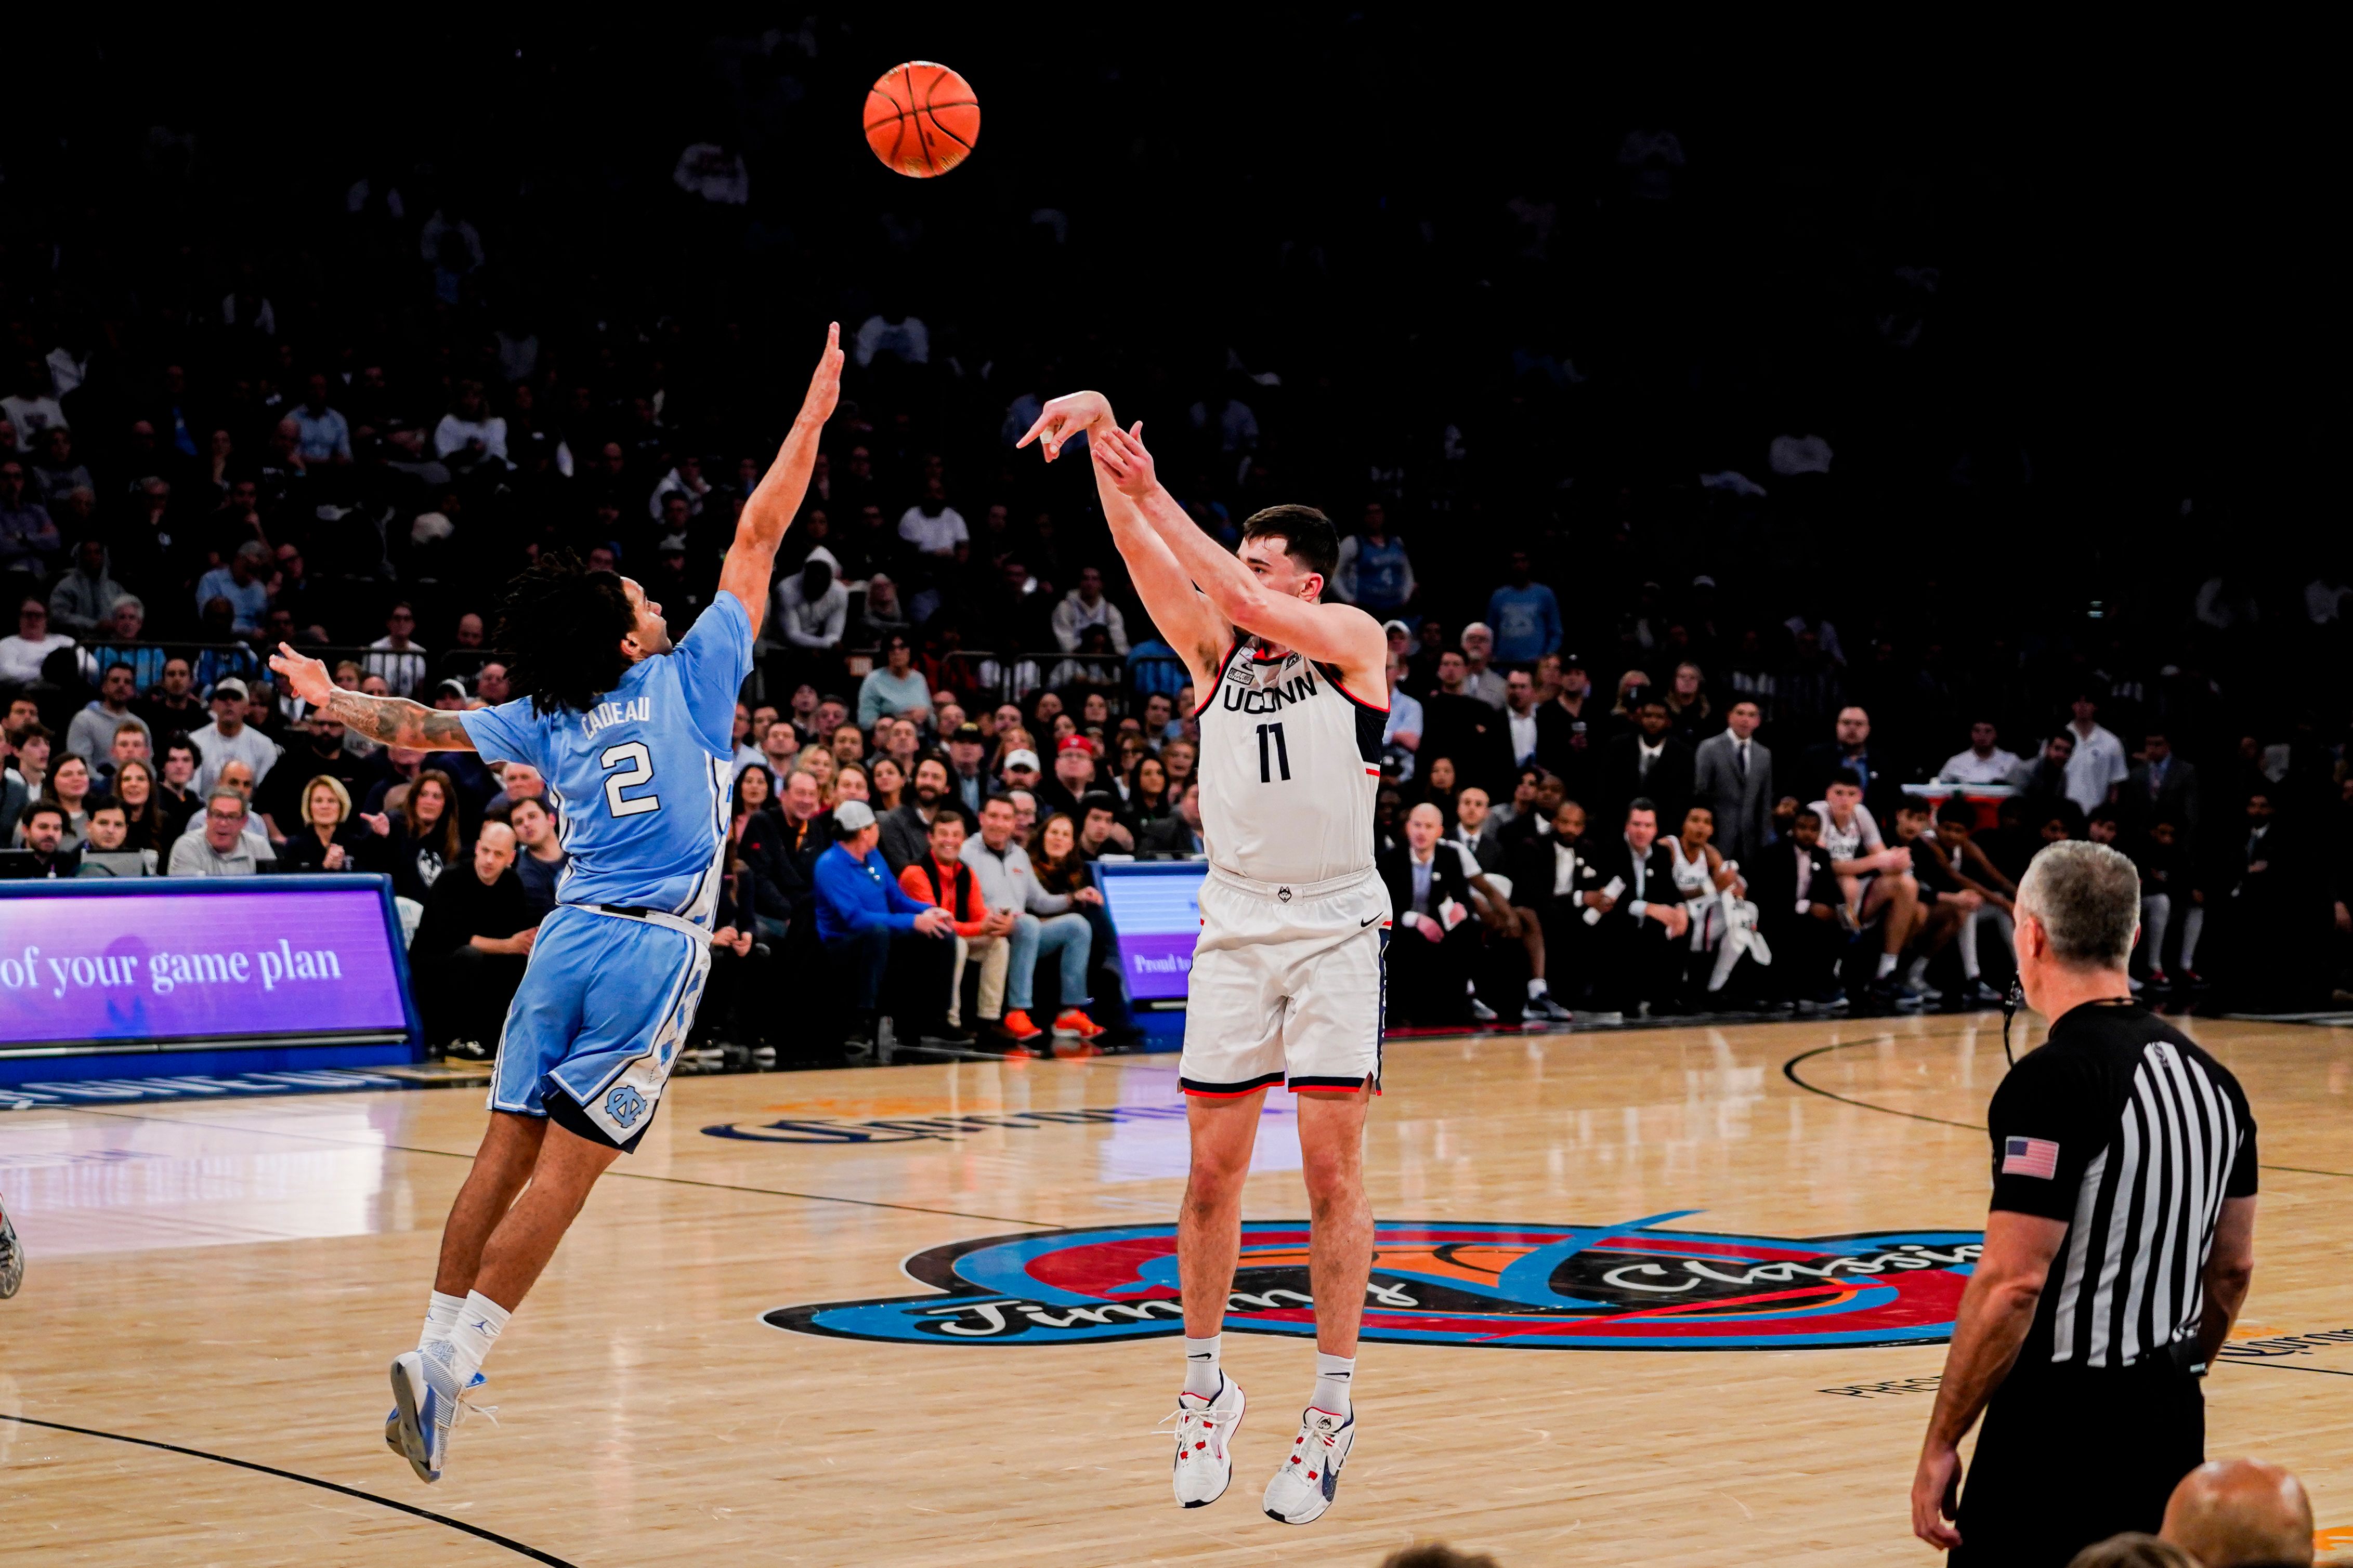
[{"left": 1912, "top": 840, "right": 2260, "bottom": 1565}]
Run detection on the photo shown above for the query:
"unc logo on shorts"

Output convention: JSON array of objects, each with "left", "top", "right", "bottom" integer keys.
[{"left": 605, "top": 1084, "right": 647, "bottom": 1128}]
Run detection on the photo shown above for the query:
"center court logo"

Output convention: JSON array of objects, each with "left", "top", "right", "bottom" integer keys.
[{"left": 763, "top": 1211, "right": 1983, "bottom": 1351}]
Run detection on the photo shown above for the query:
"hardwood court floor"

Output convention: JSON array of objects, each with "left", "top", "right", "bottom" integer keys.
[{"left": 2, "top": 1012, "right": 2348, "bottom": 1566}]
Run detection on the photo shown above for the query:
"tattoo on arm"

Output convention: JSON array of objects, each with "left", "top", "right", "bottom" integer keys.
[{"left": 321, "top": 690, "right": 478, "bottom": 751}]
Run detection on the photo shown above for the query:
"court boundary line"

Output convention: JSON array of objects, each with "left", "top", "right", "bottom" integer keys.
[
  {"left": 40, "top": 1104, "right": 1061, "bottom": 1228},
  {"left": 1780, "top": 1038, "right": 2353, "bottom": 1180},
  {"left": 0, "top": 1411, "right": 577, "bottom": 1565}
]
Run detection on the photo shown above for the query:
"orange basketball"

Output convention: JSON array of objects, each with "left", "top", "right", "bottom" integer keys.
[{"left": 863, "top": 61, "right": 980, "bottom": 179}]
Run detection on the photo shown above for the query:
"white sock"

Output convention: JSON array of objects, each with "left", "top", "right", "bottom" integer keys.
[
  {"left": 1182, "top": 1334, "right": 1222, "bottom": 1400},
  {"left": 419, "top": 1289, "right": 465, "bottom": 1355},
  {"left": 1526, "top": 978, "right": 1549, "bottom": 1000},
  {"left": 1875, "top": 951, "right": 1899, "bottom": 980},
  {"left": 1904, "top": 955, "right": 1928, "bottom": 985},
  {"left": 1311, "top": 1351, "right": 1355, "bottom": 1416},
  {"left": 1957, "top": 915, "right": 1981, "bottom": 980},
  {"left": 443, "top": 1290, "right": 511, "bottom": 1386}
]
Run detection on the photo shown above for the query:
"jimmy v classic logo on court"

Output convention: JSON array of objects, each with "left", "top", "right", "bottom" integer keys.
[{"left": 763, "top": 1212, "right": 1984, "bottom": 1351}]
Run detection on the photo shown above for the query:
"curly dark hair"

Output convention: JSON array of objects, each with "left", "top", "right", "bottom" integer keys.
[{"left": 492, "top": 549, "right": 637, "bottom": 716}]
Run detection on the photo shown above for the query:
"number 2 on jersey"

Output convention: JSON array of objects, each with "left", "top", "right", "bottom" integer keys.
[
  {"left": 600, "top": 741, "right": 662, "bottom": 816},
  {"left": 1256, "top": 721, "right": 1291, "bottom": 783}
]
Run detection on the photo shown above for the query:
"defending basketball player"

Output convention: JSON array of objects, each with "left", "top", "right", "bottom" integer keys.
[
  {"left": 1022, "top": 399, "right": 1389, "bottom": 1525},
  {"left": 268, "top": 324, "right": 843, "bottom": 1485}
]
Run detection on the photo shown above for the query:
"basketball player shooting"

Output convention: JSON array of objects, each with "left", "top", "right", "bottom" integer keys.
[
  {"left": 268, "top": 324, "right": 844, "bottom": 1485},
  {"left": 1021, "top": 398, "right": 1389, "bottom": 1525}
]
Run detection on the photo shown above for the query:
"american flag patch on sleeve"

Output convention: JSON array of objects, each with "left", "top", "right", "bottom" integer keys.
[{"left": 2002, "top": 1137, "right": 2060, "bottom": 1179}]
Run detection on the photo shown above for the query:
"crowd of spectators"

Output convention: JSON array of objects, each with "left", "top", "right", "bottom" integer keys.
[
  {"left": 3, "top": 21, "right": 2347, "bottom": 1057},
  {"left": 1363, "top": 1453, "right": 2325, "bottom": 1565}
]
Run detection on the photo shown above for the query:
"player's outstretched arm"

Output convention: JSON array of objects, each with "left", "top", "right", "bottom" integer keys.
[
  {"left": 1019, "top": 391, "right": 1230, "bottom": 689},
  {"left": 721, "top": 322, "right": 846, "bottom": 641},
  {"left": 1091, "top": 423, "right": 1385, "bottom": 681},
  {"left": 269, "top": 643, "right": 477, "bottom": 751}
]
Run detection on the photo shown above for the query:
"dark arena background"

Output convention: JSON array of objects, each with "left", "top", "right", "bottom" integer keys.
[{"left": 1, "top": 17, "right": 2346, "bottom": 1568}]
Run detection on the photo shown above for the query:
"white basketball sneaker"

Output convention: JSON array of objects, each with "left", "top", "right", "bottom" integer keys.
[
  {"left": 386, "top": 1369, "right": 486, "bottom": 1457},
  {"left": 1262, "top": 1405, "right": 1355, "bottom": 1525},
  {"left": 388, "top": 1344, "right": 491, "bottom": 1483},
  {"left": 1162, "top": 1375, "right": 1246, "bottom": 1508}
]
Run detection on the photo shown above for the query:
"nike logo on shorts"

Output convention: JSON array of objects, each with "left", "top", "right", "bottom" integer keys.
[{"left": 1360, "top": 915, "right": 1380, "bottom": 927}]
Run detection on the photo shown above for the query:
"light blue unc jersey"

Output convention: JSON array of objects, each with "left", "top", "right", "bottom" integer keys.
[{"left": 456, "top": 590, "right": 750, "bottom": 929}]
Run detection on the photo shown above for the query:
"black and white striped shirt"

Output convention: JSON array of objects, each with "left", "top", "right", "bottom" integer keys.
[{"left": 1986, "top": 1002, "right": 2259, "bottom": 1371}]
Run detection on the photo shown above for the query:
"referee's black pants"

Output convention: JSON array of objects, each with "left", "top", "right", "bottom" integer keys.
[{"left": 1953, "top": 1361, "right": 2203, "bottom": 1568}]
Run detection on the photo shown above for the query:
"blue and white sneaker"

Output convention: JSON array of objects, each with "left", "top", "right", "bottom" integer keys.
[
  {"left": 385, "top": 1367, "right": 486, "bottom": 1458},
  {"left": 388, "top": 1344, "right": 485, "bottom": 1483},
  {"left": 1263, "top": 1405, "right": 1355, "bottom": 1524},
  {"left": 1161, "top": 1375, "right": 1246, "bottom": 1508}
]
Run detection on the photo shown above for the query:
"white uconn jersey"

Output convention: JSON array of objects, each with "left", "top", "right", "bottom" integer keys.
[{"left": 1195, "top": 640, "right": 1385, "bottom": 886}]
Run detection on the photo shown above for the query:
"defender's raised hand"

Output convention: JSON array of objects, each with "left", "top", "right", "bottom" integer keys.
[
  {"left": 1016, "top": 390, "right": 1115, "bottom": 461},
  {"left": 798, "top": 322, "right": 845, "bottom": 427}
]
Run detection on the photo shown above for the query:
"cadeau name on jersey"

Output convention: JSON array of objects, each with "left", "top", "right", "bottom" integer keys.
[{"left": 581, "top": 695, "right": 655, "bottom": 737}]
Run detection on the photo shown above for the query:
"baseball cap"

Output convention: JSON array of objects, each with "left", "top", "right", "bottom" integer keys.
[
  {"left": 1381, "top": 618, "right": 1411, "bottom": 639},
  {"left": 833, "top": 799, "right": 877, "bottom": 832},
  {"left": 211, "top": 678, "right": 249, "bottom": 701},
  {"left": 951, "top": 722, "right": 984, "bottom": 743},
  {"left": 1002, "top": 748, "right": 1041, "bottom": 772},
  {"left": 1057, "top": 734, "right": 1095, "bottom": 756},
  {"left": 434, "top": 677, "right": 468, "bottom": 700},
  {"left": 658, "top": 533, "right": 688, "bottom": 554}
]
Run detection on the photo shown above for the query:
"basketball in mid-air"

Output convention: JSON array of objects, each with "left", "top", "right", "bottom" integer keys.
[{"left": 863, "top": 61, "right": 980, "bottom": 178}]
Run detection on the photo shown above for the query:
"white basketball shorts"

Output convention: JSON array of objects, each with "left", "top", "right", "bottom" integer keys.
[{"left": 1179, "top": 864, "right": 1390, "bottom": 1097}]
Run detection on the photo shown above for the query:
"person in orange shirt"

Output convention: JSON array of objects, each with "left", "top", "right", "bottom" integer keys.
[{"left": 897, "top": 808, "right": 1014, "bottom": 1037}]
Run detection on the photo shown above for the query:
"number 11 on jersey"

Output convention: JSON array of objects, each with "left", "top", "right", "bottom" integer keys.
[{"left": 1256, "top": 721, "right": 1291, "bottom": 783}]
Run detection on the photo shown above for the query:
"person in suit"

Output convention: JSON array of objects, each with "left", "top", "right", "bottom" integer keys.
[
  {"left": 1746, "top": 805, "right": 1846, "bottom": 1005},
  {"left": 2203, "top": 788, "right": 2330, "bottom": 1011},
  {"left": 1136, "top": 780, "right": 1206, "bottom": 856},
  {"left": 2120, "top": 730, "right": 2201, "bottom": 841},
  {"left": 1691, "top": 698, "right": 1773, "bottom": 864},
  {"left": 1583, "top": 798, "right": 1690, "bottom": 1018},
  {"left": 1448, "top": 782, "right": 1564, "bottom": 1019},
  {"left": 1596, "top": 697, "right": 1695, "bottom": 829},
  {"left": 1446, "top": 784, "right": 1510, "bottom": 877},
  {"left": 1507, "top": 796, "right": 1601, "bottom": 1019},
  {"left": 1498, "top": 771, "right": 1567, "bottom": 854},
  {"left": 1380, "top": 801, "right": 1487, "bottom": 1024}
]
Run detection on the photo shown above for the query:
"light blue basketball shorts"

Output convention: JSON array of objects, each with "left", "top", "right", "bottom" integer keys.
[{"left": 489, "top": 903, "right": 712, "bottom": 1152}]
